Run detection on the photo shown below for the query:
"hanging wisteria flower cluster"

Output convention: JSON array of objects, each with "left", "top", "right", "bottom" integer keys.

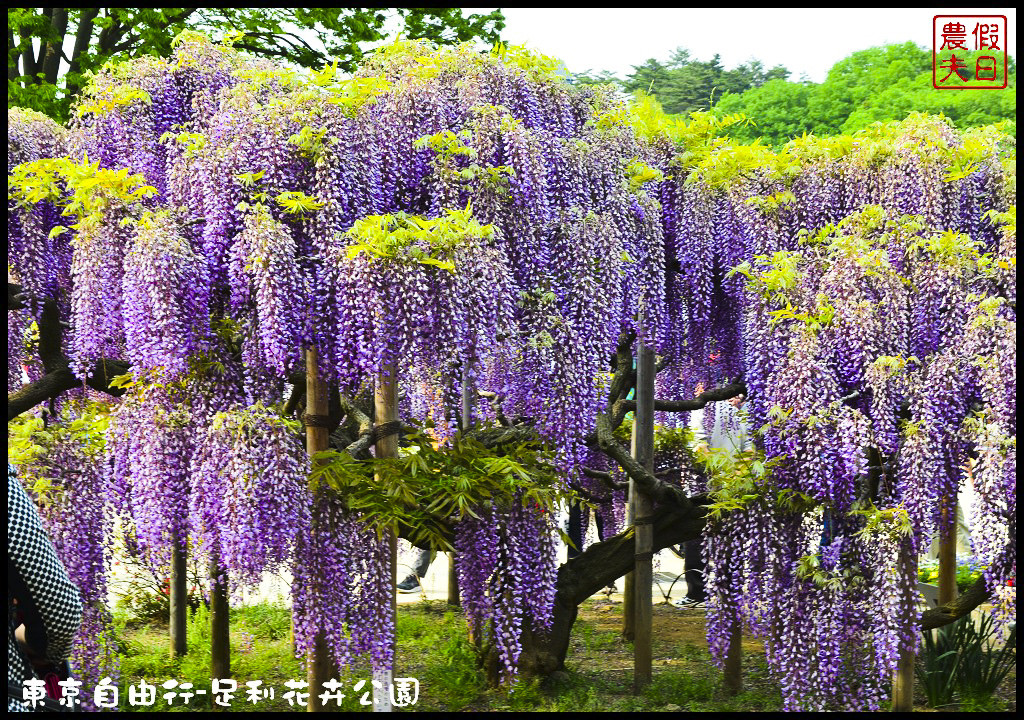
[
  {"left": 703, "top": 200, "right": 1015, "bottom": 709},
  {"left": 455, "top": 501, "right": 558, "bottom": 684},
  {"left": 190, "top": 405, "right": 310, "bottom": 587}
]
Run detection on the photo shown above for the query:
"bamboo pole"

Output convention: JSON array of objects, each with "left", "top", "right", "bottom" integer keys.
[
  {"left": 723, "top": 620, "right": 743, "bottom": 695},
  {"left": 938, "top": 499, "right": 957, "bottom": 606},
  {"left": 373, "top": 363, "right": 399, "bottom": 712},
  {"left": 448, "top": 365, "right": 472, "bottom": 608},
  {"left": 305, "top": 348, "right": 333, "bottom": 712},
  {"left": 209, "top": 550, "right": 230, "bottom": 683},
  {"left": 632, "top": 343, "right": 655, "bottom": 692},
  {"left": 891, "top": 546, "right": 917, "bottom": 712},
  {"left": 622, "top": 472, "right": 635, "bottom": 642},
  {"left": 892, "top": 645, "right": 916, "bottom": 712},
  {"left": 169, "top": 543, "right": 187, "bottom": 657}
]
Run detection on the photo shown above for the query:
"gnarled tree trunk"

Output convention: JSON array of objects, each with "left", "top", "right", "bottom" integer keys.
[{"left": 481, "top": 503, "right": 707, "bottom": 683}]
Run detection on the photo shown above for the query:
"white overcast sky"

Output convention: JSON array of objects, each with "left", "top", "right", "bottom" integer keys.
[{"left": 460, "top": 8, "right": 1017, "bottom": 82}]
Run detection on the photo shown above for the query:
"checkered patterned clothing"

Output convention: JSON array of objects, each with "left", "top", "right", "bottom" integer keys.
[{"left": 8, "top": 464, "right": 83, "bottom": 711}]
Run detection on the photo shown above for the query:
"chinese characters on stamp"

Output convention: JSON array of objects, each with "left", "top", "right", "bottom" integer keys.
[{"left": 933, "top": 15, "right": 1008, "bottom": 89}]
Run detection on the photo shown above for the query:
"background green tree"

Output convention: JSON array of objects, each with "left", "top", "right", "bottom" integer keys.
[
  {"left": 8, "top": 7, "right": 505, "bottom": 120},
  {"left": 618, "top": 47, "right": 789, "bottom": 115},
  {"left": 715, "top": 42, "right": 1017, "bottom": 145}
]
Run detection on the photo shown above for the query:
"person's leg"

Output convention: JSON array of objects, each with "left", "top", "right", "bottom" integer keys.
[
  {"left": 683, "top": 538, "right": 705, "bottom": 601},
  {"left": 411, "top": 547, "right": 432, "bottom": 578},
  {"left": 593, "top": 509, "right": 617, "bottom": 592},
  {"left": 567, "top": 502, "right": 584, "bottom": 560}
]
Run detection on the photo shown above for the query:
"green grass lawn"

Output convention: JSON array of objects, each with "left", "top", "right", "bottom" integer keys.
[{"left": 113, "top": 599, "right": 1014, "bottom": 712}]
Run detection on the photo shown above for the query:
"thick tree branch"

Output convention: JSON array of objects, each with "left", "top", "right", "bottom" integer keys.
[
  {"left": 284, "top": 382, "right": 305, "bottom": 417},
  {"left": 8, "top": 359, "right": 131, "bottom": 420},
  {"left": 9, "top": 283, "right": 28, "bottom": 310},
  {"left": 339, "top": 393, "right": 372, "bottom": 434},
  {"left": 36, "top": 297, "right": 66, "bottom": 374},
  {"left": 591, "top": 412, "right": 695, "bottom": 510},
  {"left": 19, "top": 26, "right": 38, "bottom": 81},
  {"left": 562, "top": 502, "right": 706, "bottom": 604},
  {"left": 477, "top": 390, "right": 509, "bottom": 426},
  {"left": 513, "top": 502, "right": 707, "bottom": 676},
  {"left": 67, "top": 8, "right": 99, "bottom": 91},
  {"left": 8, "top": 286, "right": 130, "bottom": 420},
  {"left": 919, "top": 575, "right": 994, "bottom": 631},
  {"left": 605, "top": 330, "right": 636, "bottom": 413},
  {"left": 343, "top": 419, "right": 411, "bottom": 456},
  {"left": 581, "top": 466, "right": 628, "bottom": 491},
  {"left": 105, "top": 9, "right": 201, "bottom": 59},
  {"left": 96, "top": 13, "right": 126, "bottom": 55},
  {"left": 615, "top": 379, "right": 748, "bottom": 416}
]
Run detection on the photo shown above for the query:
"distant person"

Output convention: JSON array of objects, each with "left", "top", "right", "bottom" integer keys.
[
  {"left": 7, "top": 464, "right": 83, "bottom": 711},
  {"left": 567, "top": 502, "right": 607, "bottom": 561},
  {"left": 676, "top": 393, "right": 750, "bottom": 609},
  {"left": 397, "top": 547, "right": 434, "bottom": 594}
]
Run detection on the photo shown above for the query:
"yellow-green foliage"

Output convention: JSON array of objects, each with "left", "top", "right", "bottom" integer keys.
[
  {"left": 8, "top": 156, "right": 157, "bottom": 221},
  {"left": 8, "top": 400, "right": 110, "bottom": 500},
  {"left": 344, "top": 204, "right": 496, "bottom": 272}
]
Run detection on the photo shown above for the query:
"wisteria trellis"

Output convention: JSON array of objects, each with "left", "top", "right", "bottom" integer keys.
[{"left": 7, "top": 35, "right": 1016, "bottom": 710}]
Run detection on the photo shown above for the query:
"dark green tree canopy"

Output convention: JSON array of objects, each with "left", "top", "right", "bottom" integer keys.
[{"left": 8, "top": 7, "right": 505, "bottom": 119}]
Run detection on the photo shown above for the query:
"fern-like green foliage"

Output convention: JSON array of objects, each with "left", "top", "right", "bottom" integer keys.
[{"left": 308, "top": 424, "right": 581, "bottom": 549}]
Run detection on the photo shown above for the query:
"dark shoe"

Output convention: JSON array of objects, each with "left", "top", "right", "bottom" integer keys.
[
  {"left": 397, "top": 576, "right": 421, "bottom": 593},
  {"left": 673, "top": 596, "right": 705, "bottom": 609}
]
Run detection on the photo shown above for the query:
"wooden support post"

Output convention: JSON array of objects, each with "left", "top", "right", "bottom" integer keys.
[
  {"left": 448, "top": 555, "right": 460, "bottom": 608},
  {"left": 447, "top": 365, "right": 472, "bottom": 608},
  {"left": 209, "top": 551, "right": 230, "bottom": 683},
  {"left": 460, "top": 363, "right": 472, "bottom": 430},
  {"left": 622, "top": 472, "right": 635, "bottom": 642},
  {"left": 892, "top": 644, "right": 915, "bottom": 712},
  {"left": 633, "top": 343, "right": 655, "bottom": 692},
  {"left": 938, "top": 499, "right": 957, "bottom": 606},
  {"left": 723, "top": 619, "right": 743, "bottom": 695},
  {"left": 373, "top": 364, "right": 399, "bottom": 713},
  {"left": 169, "top": 542, "right": 187, "bottom": 658},
  {"left": 891, "top": 546, "right": 917, "bottom": 712},
  {"left": 305, "top": 348, "right": 332, "bottom": 712}
]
